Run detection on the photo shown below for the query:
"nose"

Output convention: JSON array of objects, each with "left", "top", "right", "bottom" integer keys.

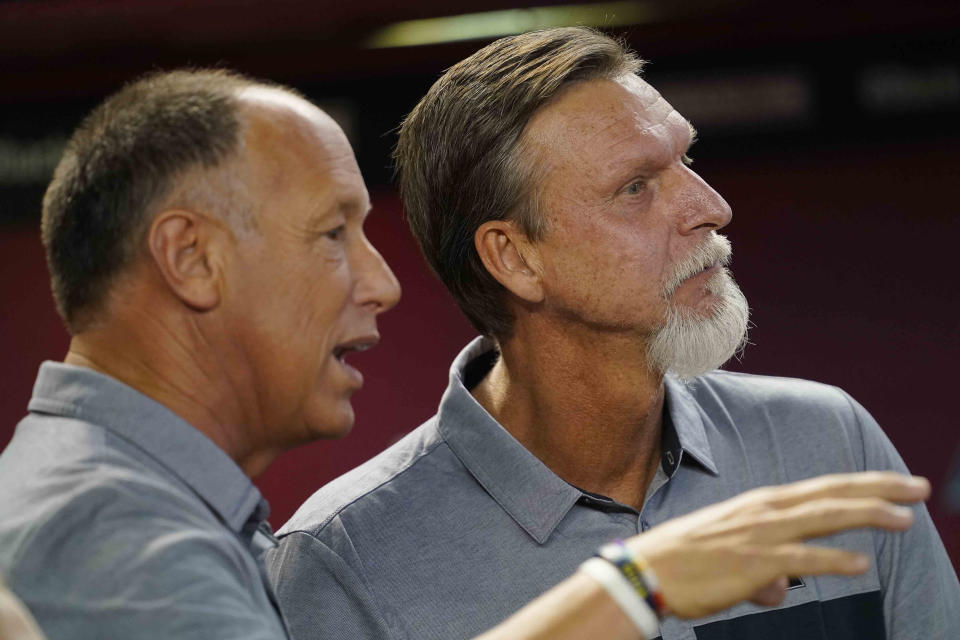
[
  {"left": 676, "top": 166, "right": 732, "bottom": 234},
  {"left": 354, "top": 235, "right": 402, "bottom": 314}
]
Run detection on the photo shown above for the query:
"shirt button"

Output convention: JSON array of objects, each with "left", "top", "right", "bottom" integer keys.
[
  {"left": 665, "top": 451, "right": 675, "bottom": 467},
  {"left": 641, "top": 519, "right": 650, "bottom": 531}
]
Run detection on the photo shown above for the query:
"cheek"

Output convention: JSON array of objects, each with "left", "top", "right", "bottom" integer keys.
[
  {"left": 289, "top": 260, "right": 353, "bottom": 333},
  {"left": 548, "top": 226, "right": 661, "bottom": 295},
  {"left": 541, "top": 231, "right": 672, "bottom": 330}
]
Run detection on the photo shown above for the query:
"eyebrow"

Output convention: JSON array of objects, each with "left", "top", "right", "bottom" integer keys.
[
  {"left": 602, "top": 118, "right": 700, "bottom": 178},
  {"left": 686, "top": 121, "right": 698, "bottom": 150},
  {"left": 340, "top": 198, "right": 372, "bottom": 219}
]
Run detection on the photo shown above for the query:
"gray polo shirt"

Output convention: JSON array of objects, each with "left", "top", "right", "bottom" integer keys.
[
  {"left": 0, "top": 362, "right": 290, "bottom": 640},
  {"left": 269, "top": 337, "right": 959, "bottom": 640}
]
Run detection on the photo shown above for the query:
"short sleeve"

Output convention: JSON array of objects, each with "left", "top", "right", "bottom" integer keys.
[
  {"left": 6, "top": 488, "right": 288, "bottom": 640},
  {"left": 842, "top": 392, "right": 960, "bottom": 639}
]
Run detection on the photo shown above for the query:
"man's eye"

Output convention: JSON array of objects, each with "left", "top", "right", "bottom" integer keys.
[
  {"left": 323, "top": 225, "right": 345, "bottom": 241},
  {"left": 625, "top": 181, "right": 645, "bottom": 195}
]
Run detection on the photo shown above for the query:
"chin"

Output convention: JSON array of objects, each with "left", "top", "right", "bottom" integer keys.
[
  {"left": 304, "top": 402, "right": 356, "bottom": 441},
  {"left": 673, "top": 287, "right": 725, "bottom": 317},
  {"left": 648, "top": 279, "right": 750, "bottom": 381}
]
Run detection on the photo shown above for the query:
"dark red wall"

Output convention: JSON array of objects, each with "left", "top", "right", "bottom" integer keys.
[{"left": 1, "top": 140, "right": 957, "bottom": 572}]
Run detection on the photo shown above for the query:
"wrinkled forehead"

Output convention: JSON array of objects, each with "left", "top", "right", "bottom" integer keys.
[
  {"left": 538, "top": 75, "right": 673, "bottom": 133},
  {"left": 617, "top": 73, "right": 675, "bottom": 126},
  {"left": 523, "top": 74, "right": 691, "bottom": 166}
]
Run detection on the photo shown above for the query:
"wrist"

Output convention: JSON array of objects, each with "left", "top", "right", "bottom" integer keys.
[
  {"left": 579, "top": 539, "right": 668, "bottom": 639},
  {"left": 579, "top": 557, "right": 661, "bottom": 639},
  {"left": 598, "top": 540, "right": 669, "bottom": 618}
]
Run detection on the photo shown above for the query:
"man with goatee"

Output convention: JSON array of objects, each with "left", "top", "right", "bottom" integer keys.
[{"left": 270, "top": 27, "right": 960, "bottom": 640}]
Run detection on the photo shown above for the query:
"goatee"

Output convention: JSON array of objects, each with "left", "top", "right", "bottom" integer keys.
[{"left": 647, "top": 233, "right": 750, "bottom": 380}]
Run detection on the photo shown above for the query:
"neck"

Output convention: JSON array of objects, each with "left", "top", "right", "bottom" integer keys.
[
  {"left": 472, "top": 319, "right": 665, "bottom": 510},
  {"left": 64, "top": 310, "right": 275, "bottom": 478}
]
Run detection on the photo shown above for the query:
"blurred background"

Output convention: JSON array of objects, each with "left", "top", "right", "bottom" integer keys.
[{"left": 1, "top": 0, "right": 959, "bottom": 572}]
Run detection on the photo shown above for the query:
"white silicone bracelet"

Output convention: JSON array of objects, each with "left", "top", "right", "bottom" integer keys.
[{"left": 580, "top": 557, "right": 660, "bottom": 639}]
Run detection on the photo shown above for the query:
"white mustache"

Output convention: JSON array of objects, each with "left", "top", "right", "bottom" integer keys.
[{"left": 662, "top": 232, "right": 733, "bottom": 298}]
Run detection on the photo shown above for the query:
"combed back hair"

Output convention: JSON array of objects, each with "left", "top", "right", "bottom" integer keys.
[
  {"left": 394, "top": 27, "right": 643, "bottom": 338},
  {"left": 41, "top": 68, "right": 279, "bottom": 333}
]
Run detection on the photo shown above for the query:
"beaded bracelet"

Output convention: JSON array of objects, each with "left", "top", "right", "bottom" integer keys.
[
  {"left": 596, "top": 540, "right": 668, "bottom": 619},
  {"left": 579, "top": 557, "right": 660, "bottom": 639}
]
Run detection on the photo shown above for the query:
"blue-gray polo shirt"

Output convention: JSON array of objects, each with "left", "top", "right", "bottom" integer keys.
[
  {"left": 0, "top": 362, "right": 290, "bottom": 640},
  {"left": 269, "top": 337, "right": 959, "bottom": 640}
]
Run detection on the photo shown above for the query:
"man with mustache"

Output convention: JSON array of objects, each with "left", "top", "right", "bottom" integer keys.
[{"left": 269, "top": 28, "right": 960, "bottom": 639}]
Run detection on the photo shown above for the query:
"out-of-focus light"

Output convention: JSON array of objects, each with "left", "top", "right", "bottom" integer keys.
[
  {"left": 0, "top": 136, "right": 66, "bottom": 187},
  {"left": 657, "top": 71, "right": 813, "bottom": 131},
  {"left": 860, "top": 65, "right": 960, "bottom": 113},
  {"left": 366, "top": 1, "right": 656, "bottom": 49}
]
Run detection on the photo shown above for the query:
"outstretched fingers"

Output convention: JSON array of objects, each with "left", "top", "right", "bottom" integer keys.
[
  {"left": 752, "top": 472, "right": 929, "bottom": 510},
  {"left": 759, "top": 543, "right": 871, "bottom": 579},
  {"left": 755, "top": 495, "right": 916, "bottom": 543},
  {"left": 632, "top": 472, "right": 929, "bottom": 621}
]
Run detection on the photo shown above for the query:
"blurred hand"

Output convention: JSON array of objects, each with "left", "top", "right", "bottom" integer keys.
[
  {"left": 0, "top": 576, "right": 45, "bottom": 640},
  {"left": 626, "top": 471, "right": 930, "bottom": 619}
]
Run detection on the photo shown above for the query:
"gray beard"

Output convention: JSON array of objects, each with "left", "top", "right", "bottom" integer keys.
[{"left": 647, "top": 235, "right": 750, "bottom": 381}]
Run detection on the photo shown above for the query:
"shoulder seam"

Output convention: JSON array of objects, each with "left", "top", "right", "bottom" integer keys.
[
  {"left": 283, "top": 436, "right": 447, "bottom": 537},
  {"left": 833, "top": 385, "right": 869, "bottom": 472},
  {"left": 276, "top": 530, "right": 407, "bottom": 639}
]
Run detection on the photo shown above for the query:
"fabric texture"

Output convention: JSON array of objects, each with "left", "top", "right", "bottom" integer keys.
[
  {"left": 269, "top": 336, "right": 960, "bottom": 640},
  {"left": 0, "top": 362, "right": 290, "bottom": 640}
]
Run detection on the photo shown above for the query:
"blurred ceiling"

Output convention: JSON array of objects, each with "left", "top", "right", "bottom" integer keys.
[
  {"left": 1, "top": 0, "right": 958, "bottom": 213},
  {"left": 3, "top": 0, "right": 960, "bottom": 102}
]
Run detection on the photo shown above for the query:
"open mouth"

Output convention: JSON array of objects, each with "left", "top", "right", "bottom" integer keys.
[{"left": 332, "top": 336, "right": 379, "bottom": 364}]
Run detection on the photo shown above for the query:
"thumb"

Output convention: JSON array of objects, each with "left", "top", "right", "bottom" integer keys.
[{"left": 748, "top": 576, "right": 789, "bottom": 607}]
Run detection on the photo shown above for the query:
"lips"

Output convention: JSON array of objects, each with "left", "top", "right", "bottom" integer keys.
[
  {"left": 683, "top": 253, "right": 726, "bottom": 282},
  {"left": 331, "top": 334, "right": 380, "bottom": 388},
  {"left": 690, "top": 262, "right": 721, "bottom": 280},
  {"left": 333, "top": 334, "right": 380, "bottom": 363},
  {"left": 663, "top": 234, "right": 733, "bottom": 297}
]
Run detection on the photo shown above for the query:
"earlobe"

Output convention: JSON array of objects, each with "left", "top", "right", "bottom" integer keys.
[
  {"left": 475, "top": 220, "right": 544, "bottom": 304},
  {"left": 148, "top": 210, "right": 222, "bottom": 312}
]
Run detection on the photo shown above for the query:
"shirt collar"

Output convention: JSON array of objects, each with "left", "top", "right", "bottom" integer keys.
[
  {"left": 436, "top": 337, "right": 719, "bottom": 544},
  {"left": 437, "top": 337, "right": 582, "bottom": 545},
  {"left": 27, "top": 361, "right": 267, "bottom": 533},
  {"left": 663, "top": 375, "right": 719, "bottom": 475}
]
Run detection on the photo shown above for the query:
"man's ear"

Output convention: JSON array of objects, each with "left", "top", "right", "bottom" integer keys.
[
  {"left": 475, "top": 220, "right": 544, "bottom": 304},
  {"left": 147, "top": 209, "right": 224, "bottom": 312}
]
